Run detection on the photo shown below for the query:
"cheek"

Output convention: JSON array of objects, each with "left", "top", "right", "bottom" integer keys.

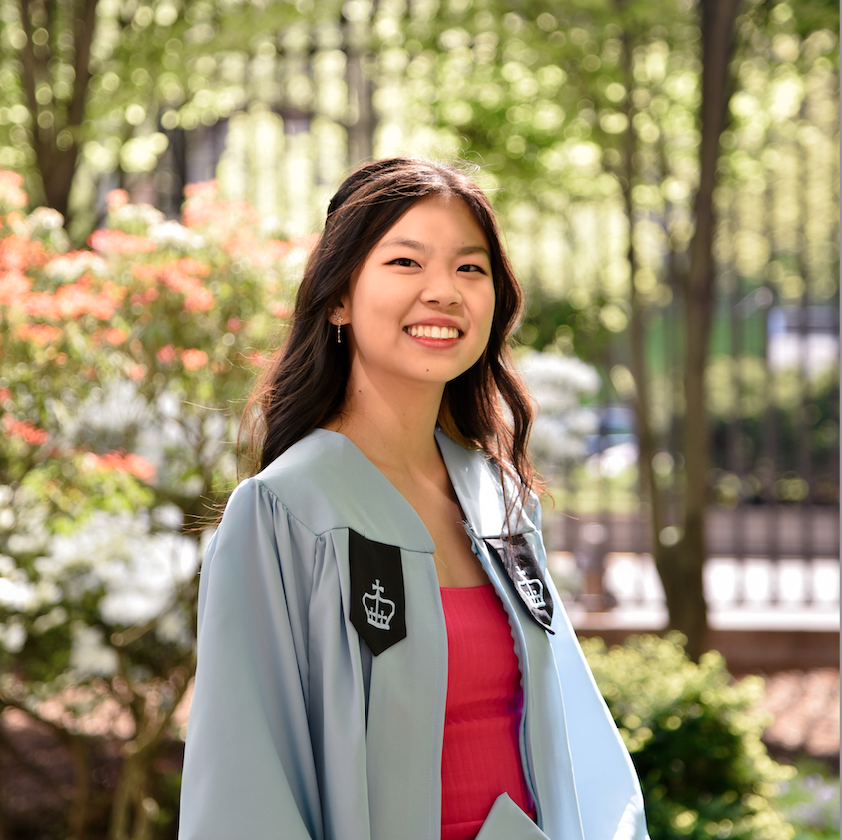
[
  {"left": 478, "top": 284, "right": 496, "bottom": 331},
  {"left": 467, "top": 284, "right": 496, "bottom": 353},
  {"left": 352, "top": 284, "right": 406, "bottom": 333}
]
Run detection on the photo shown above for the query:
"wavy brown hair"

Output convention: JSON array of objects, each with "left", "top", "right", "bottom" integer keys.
[{"left": 241, "top": 158, "right": 537, "bottom": 495}]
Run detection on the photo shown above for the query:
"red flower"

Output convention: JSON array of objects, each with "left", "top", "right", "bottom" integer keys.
[
  {"left": 3, "top": 415, "right": 48, "bottom": 446},
  {"left": 84, "top": 450, "right": 157, "bottom": 482}
]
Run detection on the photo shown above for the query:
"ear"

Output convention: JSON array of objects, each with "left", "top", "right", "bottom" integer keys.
[{"left": 328, "top": 301, "right": 350, "bottom": 326}]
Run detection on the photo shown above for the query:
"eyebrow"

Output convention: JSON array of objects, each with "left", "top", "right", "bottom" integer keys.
[{"left": 377, "top": 237, "right": 491, "bottom": 259}]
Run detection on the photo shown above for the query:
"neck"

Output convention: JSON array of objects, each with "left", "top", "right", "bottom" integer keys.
[{"left": 326, "top": 371, "right": 446, "bottom": 473}]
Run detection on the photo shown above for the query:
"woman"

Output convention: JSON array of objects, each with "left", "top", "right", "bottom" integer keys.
[{"left": 178, "top": 159, "right": 647, "bottom": 840}]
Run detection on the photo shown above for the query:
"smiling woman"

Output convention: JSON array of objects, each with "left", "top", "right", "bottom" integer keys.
[{"left": 178, "top": 159, "right": 649, "bottom": 840}]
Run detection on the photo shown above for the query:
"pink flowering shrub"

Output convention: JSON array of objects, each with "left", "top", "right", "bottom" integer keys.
[{"left": 0, "top": 173, "right": 305, "bottom": 838}]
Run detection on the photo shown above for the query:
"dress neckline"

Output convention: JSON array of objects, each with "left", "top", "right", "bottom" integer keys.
[{"left": 439, "top": 583, "right": 495, "bottom": 593}]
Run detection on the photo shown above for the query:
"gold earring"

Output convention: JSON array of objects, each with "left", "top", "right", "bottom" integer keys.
[{"left": 335, "top": 309, "right": 343, "bottom": 344}]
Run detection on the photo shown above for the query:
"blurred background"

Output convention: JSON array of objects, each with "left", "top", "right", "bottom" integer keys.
[{"left": 0, "top": 0, "right": 838, "bottom": 838}]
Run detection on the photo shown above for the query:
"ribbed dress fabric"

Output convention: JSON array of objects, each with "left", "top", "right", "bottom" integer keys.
[{"left": 439, "top": 583, "right": 536, "bottom": 840}]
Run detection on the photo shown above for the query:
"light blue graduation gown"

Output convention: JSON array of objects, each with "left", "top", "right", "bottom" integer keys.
[{"left": 178, "top": 428, "right": 648, "bottom": 840}]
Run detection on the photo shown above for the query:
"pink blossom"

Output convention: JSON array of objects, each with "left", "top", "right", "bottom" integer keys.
[
  {"left": 181, "top": 349, "right": 209, "bottom": 370},
  {"left": 15, "top": 323, "right": 62, "bottom": 345},
  {"left": 157, "top": 345, "right": 176, "bottom": 364},
  {"left": 177, "top": 257, "right": 210, "bottom": 277},
  {"left": 0, "top": 271, "right": 32, "bottom": 306},
  {"left": 88, "top": 229, "right": 156, "bottom": 254},
  {"left": 183, "top": 181, "right": 218, "bottom": 200},
  {"left": 183, "top": 287, "right": 214, "bottom": 312},
  {"left": 106, "top": 189, "right": 130, "bottom": 212},
  {"left": 289, "top": 233, "right": 320, "bottom": 253},
  {"left": 0, "top": 170, "right": 28, "bottom": 210},
  {"left": 0, "top": 234, "right": 48, "bottom": 272}
]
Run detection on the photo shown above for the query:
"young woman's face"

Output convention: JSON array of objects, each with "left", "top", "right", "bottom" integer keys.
[{"left": 338, "top": 195, "right": 496, "bottom": 391}]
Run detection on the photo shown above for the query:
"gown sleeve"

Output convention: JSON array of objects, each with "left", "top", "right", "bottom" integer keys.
[{"left": 178, "top": 478, "right": 325, "bottom": 840}]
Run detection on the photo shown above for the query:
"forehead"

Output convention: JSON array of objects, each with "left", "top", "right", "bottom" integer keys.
[{"left": 377, "top": 194, "right": 489, "bottom": 248}]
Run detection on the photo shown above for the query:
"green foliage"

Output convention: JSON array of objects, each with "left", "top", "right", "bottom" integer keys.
[
  {"left": 519, "top": 287, "right": 620, "bottom": 362},
  {"left": 775, "top": 757, "right": 840, "bottom": 840},
  {"left": 583, "top": 633, "right": 796, "bottom": 840}
]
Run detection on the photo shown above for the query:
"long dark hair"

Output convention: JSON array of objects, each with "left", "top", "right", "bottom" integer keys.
[{"left": 242, "top": 158, "right": 537, "bottom": 494}]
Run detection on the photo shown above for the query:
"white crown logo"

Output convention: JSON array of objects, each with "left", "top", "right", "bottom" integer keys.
[
  {"left": 516, "top": 567, "right": 546, "bottom": 610},
  {"left": 362, "top": 579, "right": 395, "bottom": 631}
]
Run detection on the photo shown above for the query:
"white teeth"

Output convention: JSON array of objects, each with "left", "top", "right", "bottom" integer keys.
[{"left": 407, "top": 325, "right": 460, "bottom": 339}]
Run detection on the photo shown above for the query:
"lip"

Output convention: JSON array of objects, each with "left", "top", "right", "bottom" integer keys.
[{"left": 404, "top": 317, "right": 463, "bottom": 329}]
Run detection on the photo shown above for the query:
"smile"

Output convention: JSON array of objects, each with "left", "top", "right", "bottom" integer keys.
[{"left": 405, "top": 325, "right": 462, "bottom": 339}]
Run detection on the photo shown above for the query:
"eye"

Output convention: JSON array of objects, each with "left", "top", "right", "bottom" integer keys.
[
  {"left": 388, "top": 257, "right": 419, "bottom": 268},
  {"left": 457, "top": 263, "right": 488, "bottom": 274}
]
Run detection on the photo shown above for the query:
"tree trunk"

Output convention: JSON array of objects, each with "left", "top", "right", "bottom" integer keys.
[
  {"left": 662, "top": 0, "right": 742, "bottom": 661},
  {"left": 618, "top": 30, "right": 666, "bottom": 552},
  {"left": 17, "top": 0, "right": 97, "bottom": 225},
  {"left": 343, "top": 2, "right": 378, "bottom": 166},
  {"left": 67, "top": 734, "right": 92, "bottom": 840},
  {"left": 108, "top": 746, "right": 153, "bottom": 840}
]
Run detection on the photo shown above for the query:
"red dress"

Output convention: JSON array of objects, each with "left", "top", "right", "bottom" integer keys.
[{"left": 439, "top": 584, "right": 536, "bottom": 840}]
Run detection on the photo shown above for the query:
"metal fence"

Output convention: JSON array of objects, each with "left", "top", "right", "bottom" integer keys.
[{"left": 543, "top": 283, "right": 839, "bottom": 626}]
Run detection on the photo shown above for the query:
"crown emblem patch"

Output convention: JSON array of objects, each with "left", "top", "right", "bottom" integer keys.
[
  {"left": 348, "top": 529, "right": 407, "bottom": 656},
  {"left": 363, "top": 579, "right": 395, "bottom": 630},
  {"left": 515, "top": 567, "right": 546, "bottom": 610},
  {"left": 485, "top": 535, "right": 554, "bottom": 634}
]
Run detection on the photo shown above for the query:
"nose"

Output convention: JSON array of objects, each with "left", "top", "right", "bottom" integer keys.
[{"left": 421, "top": 266, "right": 462, "bottom": 307}]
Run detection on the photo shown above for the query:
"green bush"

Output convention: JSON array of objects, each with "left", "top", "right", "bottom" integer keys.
[{"left": 582, "top": 633, "right": 795, "bottom": 840}]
